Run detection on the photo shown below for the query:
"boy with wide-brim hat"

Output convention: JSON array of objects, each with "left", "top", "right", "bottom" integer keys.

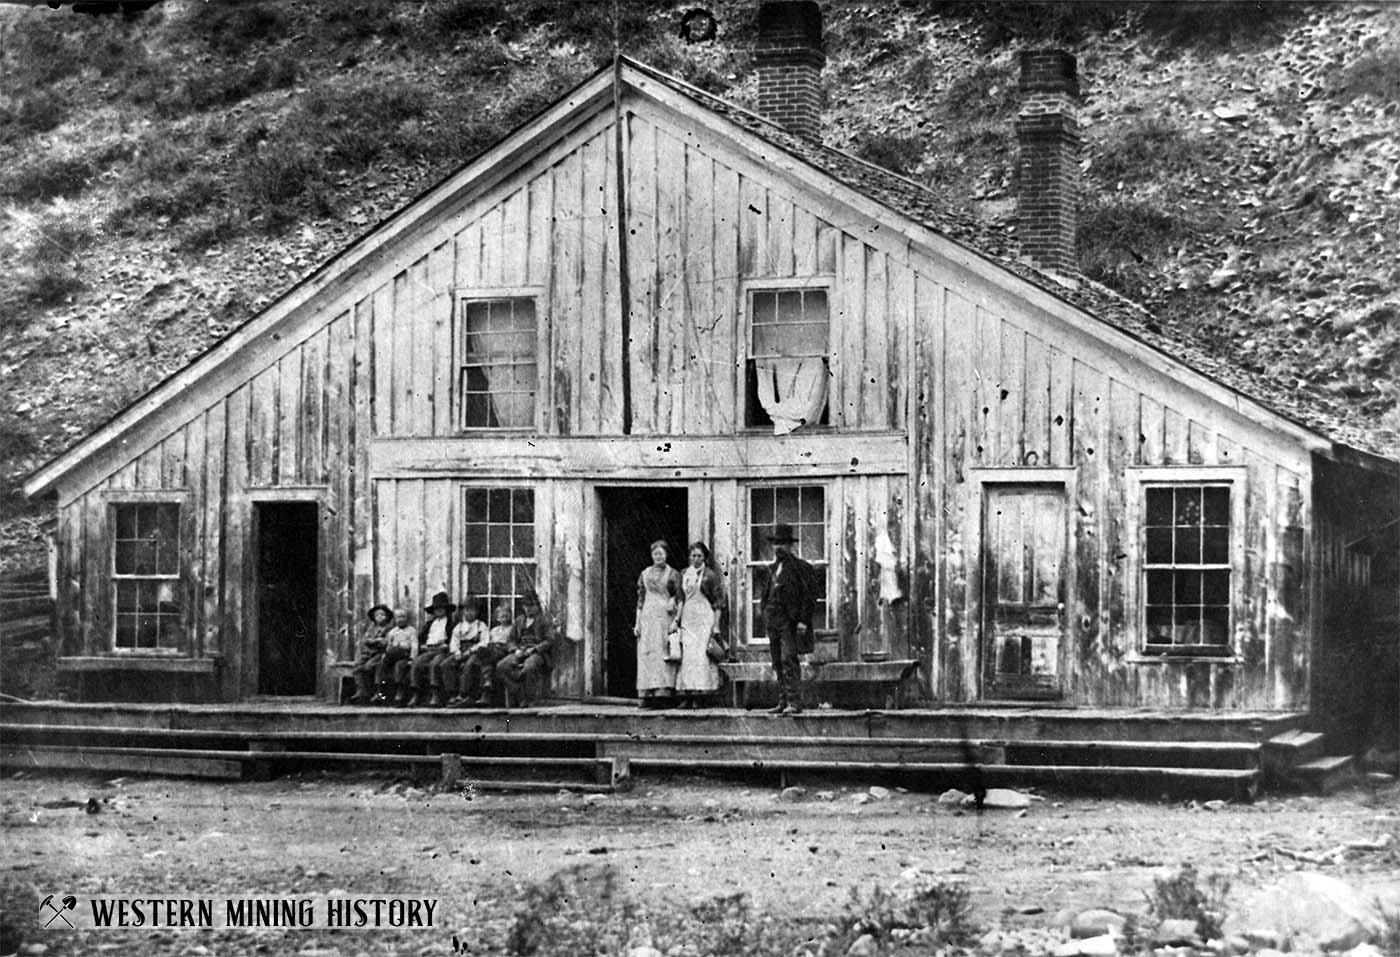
[
  {"left": 759, "top": 523, "right": 816, "bottom": 716},
  {"left": 349, "top": 604, "right": 393, "bottom": 705},
  {"left": 406, "top": 591, "right": 456, "bottom": 707}
]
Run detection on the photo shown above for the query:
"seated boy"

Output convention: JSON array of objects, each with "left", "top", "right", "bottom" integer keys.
[
  {"left": 374, "top": 608, "right": 416, "bottom": 705},
  {"left": 496, "top": 591, "right": 555, "bottom": 708},
  {"left": 406, "top": 592, "right": 456, "bottom": 707},
  {"left": 350, "top": 604, "right": 393, "bottom": 705},
  {"left": 435, "top": 598, "right": 488, "bottom": 707},
  {"left": 450, "top": 601, "right": 518, "bottom": 707}
]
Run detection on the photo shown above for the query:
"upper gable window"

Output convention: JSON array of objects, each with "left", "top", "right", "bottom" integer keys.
[
  {"left": 745, "top": 288, "right": 830, "bottom": 433},
  {"left": 460, "top": 297, "right": 537, "bottom": 430}
]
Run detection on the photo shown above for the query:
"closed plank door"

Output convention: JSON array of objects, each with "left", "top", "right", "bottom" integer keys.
[{"left": 982, "top": 485, "right": 1066, "bottom": 699}]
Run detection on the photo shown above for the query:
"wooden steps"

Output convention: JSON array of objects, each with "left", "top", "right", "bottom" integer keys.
[
  {"left": 0, "top": 701, "right": 1316, "bottom": 798},
  {"left": 1263, "top": 730, "right": 1358, "bottom": 794}
]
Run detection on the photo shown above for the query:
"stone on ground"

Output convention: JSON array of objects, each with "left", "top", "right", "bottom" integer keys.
[
  {"left": 980, "top": 788, "right": 1033, "bottom": 809},
  {"left": 1225, "top": 872, "right": 1384, "bottom": 952},
  {"left": 779, "top": 786, "right": 807, "bottom": 803},
  {"left": 1154, "top": 917, "right": 1203, "bottom": 945},
  {"left": 937, "top": 788, "right": 969, "bottom": 804},
  {"left": 1071, "top": 908, "right": 1127, "bottom": 939}
]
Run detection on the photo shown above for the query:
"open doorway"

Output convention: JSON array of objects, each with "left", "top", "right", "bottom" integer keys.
[
  {"left": 599, "top": 487, "right": 688, "bottom": 698},
  {"left": 254, "top": 502, "right": 319, "bottom": 696}
]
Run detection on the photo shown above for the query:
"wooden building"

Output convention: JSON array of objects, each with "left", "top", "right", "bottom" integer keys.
[{"left": 23, "top": 4, "right": 1398, "bottom": 737}]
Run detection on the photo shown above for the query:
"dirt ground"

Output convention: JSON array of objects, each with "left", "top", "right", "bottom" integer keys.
[{"left": 2, "top": 770, "right": 1398, "bottom": 956}]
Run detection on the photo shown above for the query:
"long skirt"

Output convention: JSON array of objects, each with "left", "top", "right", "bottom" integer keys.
[
  {"left": 636, "top": 590, "right": 677, "bottom": 697},
  {"left": 676, "top": 595, "right": 720, "bottom": 693}
]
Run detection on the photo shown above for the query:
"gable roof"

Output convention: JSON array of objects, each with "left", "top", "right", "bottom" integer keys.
[{"left": 23, "top": 57, "right": 1397, "bottom": 498}]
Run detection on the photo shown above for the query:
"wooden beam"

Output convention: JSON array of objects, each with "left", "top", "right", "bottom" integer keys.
[{"left": 368, "top": 432, "right": 909, "bottom": 479}]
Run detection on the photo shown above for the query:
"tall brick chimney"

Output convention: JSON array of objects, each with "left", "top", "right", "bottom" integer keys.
[
  {"left": 754, "top": 1, "right": 825, "bottom": 139},
  {"left": 1016, "top": 49, "right": 1081, "bottom": 275}
]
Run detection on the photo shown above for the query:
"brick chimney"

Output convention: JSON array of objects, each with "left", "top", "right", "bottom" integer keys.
[
  {"left": 1016, "top": 49, "right": 1081, "bottom": 275},
  {"left": 754, "top": 1, "right": 825, "bottom": 139}
]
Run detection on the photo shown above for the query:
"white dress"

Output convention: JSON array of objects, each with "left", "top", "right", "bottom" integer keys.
[
  {"left": 676, "top": 565, "right": 722, "bottom": 693},
  {"left": 635, "top": 564, "right": 679, "bottom": 697}
]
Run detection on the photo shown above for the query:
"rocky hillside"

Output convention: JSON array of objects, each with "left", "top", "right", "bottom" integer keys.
[{"left": 2, "top": 0, "right": 1397, "bottom": 574}]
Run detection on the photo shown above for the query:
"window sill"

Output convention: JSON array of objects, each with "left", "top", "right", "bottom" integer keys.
[
  {"left": 1127, "top": 651, "right": 1241, "bottom": 665},
  {"left": 57, "top": 656, "right": 218, "bottom": 673}
]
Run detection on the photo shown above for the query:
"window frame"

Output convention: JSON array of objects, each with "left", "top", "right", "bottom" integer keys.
[
  {"left": 458, "top": 483, "right": 538, "bottom": 623},
  {"left": 456, "top": 288, "right": 544, "bottom": 433},
  {"left": 740, "top": 277, "right": 833, "bottom": 431},
  {"left": 743, "top": 481, "right": 831, "bottom": 646},
  {"left": 1126, "top": 467, "right": 1247, "bottom": 660},
  {"left": 105, "top": 492, "right": 188, "bottom": 657}
]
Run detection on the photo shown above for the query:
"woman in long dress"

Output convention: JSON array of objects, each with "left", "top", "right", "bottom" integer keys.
[
  {"left": 676, "top": 542, "right": 726, "bottom": 708},
  {"left": 634, "top": 540, "right": 681, "bottom": 706}
]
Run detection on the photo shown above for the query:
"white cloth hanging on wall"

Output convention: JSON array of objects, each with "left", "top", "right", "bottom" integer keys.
[{"left": 755, "top": 357, "right": 827, "bottom": 435}]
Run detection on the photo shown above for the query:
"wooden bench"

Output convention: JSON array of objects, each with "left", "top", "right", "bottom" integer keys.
[{"left": 718, "top": 659, "right": 920, "bottom": 710}]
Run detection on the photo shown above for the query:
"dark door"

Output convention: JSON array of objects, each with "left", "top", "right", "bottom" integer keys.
[
  {"left": 599, "top": 487, "right": 688, "bottom": 698},
  {"left": 255, "top": 502, "right": 319, "bottom": 696},
  {"left": 981, "top": 485, "right": 1066, "bottom": 700}
]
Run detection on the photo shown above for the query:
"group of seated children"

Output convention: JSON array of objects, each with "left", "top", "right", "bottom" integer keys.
[{"left": 348, "top": 591, "right": 554, "bottom": 708}]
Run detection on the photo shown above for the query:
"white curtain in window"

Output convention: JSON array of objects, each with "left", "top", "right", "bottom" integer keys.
[{"left": 755, "top": 357, "right": 827, "bottom": 435}]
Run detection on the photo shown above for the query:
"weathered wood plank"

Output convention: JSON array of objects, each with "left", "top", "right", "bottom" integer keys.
[
  {"left": 579, "top": 135, "right": 608, "bottom": 435},
  {"left": 656, "top": 128, "right": 686, "bottom": 437},
  {"left": 1047, "top": 342, "right": 1073, "bottom": 468},
  {"left": 423, "top": 241, "right": 453, "bottom": 437},
  {"left": 766, "top": 188, "right": 794, "bottom": 278},
  {"left": 997, "top": 319, "right": 1025, "bottom": 466},
  {"left": 248, "top": 366, "right": 277, "bottom": 488},
  {"left": 389, "top": 269, "right": 414, "bottom": 436},
  {"left": 325, "top": 313, "right": 352, "bottom": 659},
  {"left": 1022, "top": 332, "right": 1051, "bottom": 467},
  {"left": 407, "top": 256, "right": 432, "bottom": 436},
  {"left": 368, "top": 433, "right": 908, "bottom": 478},
  {"left": 179, "top": 419, "right": 203, "bottom": 656},
  {"left": 1163, "top": 407, "right": 1188, "bottom": 466},
  {"left": 202, "top": 404, "right": 227, "bottom": 665},
  {"left": 712, "top": 161, "right": 741, "bottom": 432},
  {"left": 370, "top": 281, "right": 393, "bottom": 438},
  {"left": 224, "top": 385, "right": 251, "bottom": 697},
  {"left": 553, "top": 149, "right": 583, "bottom": 436},
  {"left": 684, "top": 145, "right": 715, "bottom": 435},
  {"left": 351, "top": 298, "right": 375, "bottom": 621},
  {"left": 864, "top": 246, "right": 889, "bottom": 430},
  {"left": 836, "top": 235, "right": 864, "bottom": 430},
  {"left": 277, "top": 348, "right": 301, "bottom": 484},
  {"left": 1070, "top": 361, "right": 1105, "bottom": 700}
]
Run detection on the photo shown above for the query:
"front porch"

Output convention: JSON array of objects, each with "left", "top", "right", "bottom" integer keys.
[{"left": 0, "top": 698, "right": 1339, "bottom": 800}]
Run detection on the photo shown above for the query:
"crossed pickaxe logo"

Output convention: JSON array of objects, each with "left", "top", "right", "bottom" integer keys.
[{"left": 39, "top": 894, "right": 76, "bottom": 928}]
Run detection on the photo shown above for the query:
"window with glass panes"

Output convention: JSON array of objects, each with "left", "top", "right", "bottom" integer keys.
[
  {"left": 111, "top": 503, "right": 183, "bottom": 652},
  {"left": 746, "top": 288, "right": 829, "bottom": 428},
  {"left": 460, "top": 298, "right": 537, "bottom": 429},
  {"left": 1143, "top": 484, "right": 1232, "bottom": 650},
  {"left": 747, "top": 485, "right": 828, "bottom": 641},
  {"left": 461, "top": 487, "right": 536, "bottom": 621}
]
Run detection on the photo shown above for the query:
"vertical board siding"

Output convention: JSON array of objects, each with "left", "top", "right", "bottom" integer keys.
[
  {"left": 916, "top": 276, "right": 1314, "bottom": 709},
  {"left": 50, "top": 99, "right": 1332, "bottom": 718}
]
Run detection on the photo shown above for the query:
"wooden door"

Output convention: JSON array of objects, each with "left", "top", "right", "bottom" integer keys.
[{"left": 982, "top": 485, "right": 1066, "bottom": 700}]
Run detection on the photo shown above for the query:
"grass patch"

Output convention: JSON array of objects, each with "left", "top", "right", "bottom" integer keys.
[
  {"left": 1337, "top": 47, "right": 1400, "bottom": 104},
  {"left": 0, "top": 202, "right": 98, "bottom": 319},
  {"left": 0, "top": 94, "right": 70, "bottom": 138},
  {"left": 1092, "top": 116, "right": 1199, "bottom": 184},
  {"left": 181, "top": 0, "right": 290, "bottom": 57},
  {"left": 1078, "top": 197, "right": 1194, "bottom": 293},
  {"left": 856, "top": 131, "right": 926, "bottom": 177},
  {"left": 134, "top": 52, "right": 301, "bottom": 117},
  {"left": 1146, "top": 865, "right": 1230, "bottom": 941},
  {"left": 840, "top": 873, "right": 979, "bottom": 950},
  {"left": 504, "top": 863, "right": 810, "bottom": 956}
]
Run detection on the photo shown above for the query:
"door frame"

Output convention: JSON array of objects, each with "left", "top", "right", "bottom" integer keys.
[
  {"left": 965, "top": 468, "right": 1076, "bottom": 702},
  {"left": 246, "top": 488, "right": 325, "bottom": 699},
  {"left": 590, "top": 482, "right": 696, "bottom": 698}
]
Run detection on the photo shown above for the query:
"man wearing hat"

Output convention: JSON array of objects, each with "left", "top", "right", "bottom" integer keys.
[
  {"left": 496, "top": 591, "right": 555, "bottom": 707},
  {"left": 760, "top": 523, "right": 816, "bottom": 715},
  {"left": 407, "top": 591, "right": 456, "bottom": 707}
]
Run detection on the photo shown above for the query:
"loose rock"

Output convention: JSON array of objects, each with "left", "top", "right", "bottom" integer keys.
[
  {"left": 1155, "top": 918, "right": 1203, "bottom": 946},
  {"left": 938, "top": 788, "right": 969, "bottom": 805},
  {"left": 846, "top": 933, "right": 878, "bottom": 957},
  {"left": 979, "top": 788, "right": 1033, "bottom": 810},
  {"left": 1226, "top": 873, "right": 1383, "bottom": 953},
  {"left": 868, "top": 786, "right": 891, "bottom": 801},
  {"left": 779, "top": 786, "right": 807, "bottom": 803},
  {"left": 1072, "top": 909, "right": 1127, "bottom": 939}
]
